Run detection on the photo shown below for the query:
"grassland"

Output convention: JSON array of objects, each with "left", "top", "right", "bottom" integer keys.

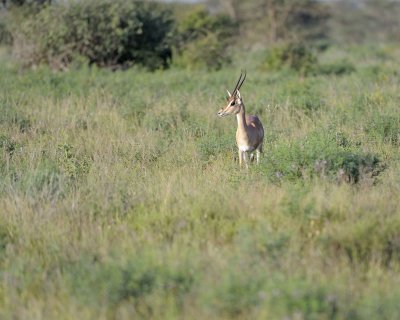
[{"left": 1, "top": 45, "right": 400, "bottom": 319}]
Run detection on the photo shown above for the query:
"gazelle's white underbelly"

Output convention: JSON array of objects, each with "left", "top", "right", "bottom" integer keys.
[{"left": 238, "top": 145, "right": 255, "bottom": 152}]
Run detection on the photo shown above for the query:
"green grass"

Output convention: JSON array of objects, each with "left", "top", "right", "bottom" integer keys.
[{"left": 1, "top": 45, "right": 400, "bottom": 319}]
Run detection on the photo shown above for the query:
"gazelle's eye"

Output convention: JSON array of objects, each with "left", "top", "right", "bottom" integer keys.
[{"left": 230, "top": 101, "right": 235, "bottom": 106}]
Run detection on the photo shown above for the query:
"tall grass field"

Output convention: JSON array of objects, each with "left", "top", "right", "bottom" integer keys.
[{"left": 1, "top": 45, "right": 400, "bottom": 319}]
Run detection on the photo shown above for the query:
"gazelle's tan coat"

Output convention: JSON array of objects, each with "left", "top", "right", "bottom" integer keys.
[{"left": 217, "top": 72, "right": 264, "bottom": 168}]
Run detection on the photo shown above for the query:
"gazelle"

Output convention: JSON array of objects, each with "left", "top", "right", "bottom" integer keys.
[{"left": 217, "top": 71, "right": 264, "bottom": 168}]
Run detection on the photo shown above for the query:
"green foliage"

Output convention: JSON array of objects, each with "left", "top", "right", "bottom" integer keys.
[
  {"left": 0, "top": 135, "right": 17, "bottom": 182},
  {"left": 365, "top": 114, "right": 400, "bottom": 146},
  {"left": 0, "top": 45, "right": 400, "bottom": 318},
  {"left": 0, "top": 96, "right": 31, "bottom": 132},
  {"left": 315, "top": 60, "right": 356, "bottom": 76},
  {"left": 262, "top": 45, "right": 356, "bottom": 77},
  {"left": 176, "top": 6, "right": 235, "bottom": 40},
  {"left": 173, "top": 7, "right": 236, "bottom": 70},
  {"left": 0, "top": 135, "right": 16, "bottom": 157},
  {"left": 0, "top": 17, "right": 12, "bottom": 46},
  {"left": 2, "top": 0, "right": 50, "bottom": 6},
  {"left": 209, "top": 270, "right": 264, "bottom": 316},
  {"left": 196, "top": 133, "right": 235, "bottom": 162},
  {"left": 281, "top": 79, "right": 324, "bottom": 114},
  {"left": 10, "top": 0, "right": 173, "bottom": 70},
  {"left": 0, "top": 224, "right": 12, "bottom": 253},
  {"left": 267, "top": 279, "right": 340, "bottom": 319},
  {"left": 66, "top": 254, "right": 195, "bottom": 315},
  {"left": 322, "top": 216, "right": 400, "bottom": 265},
  {"left": 56, "top": 143, "right": 91, "bottom": 180},
  {"left": 267, "top": 129, "right": 384, "bottom": 183},
  {"left": 262, "top": 43, "right": 318, "bottom": 75},
  {"left": 222, "top": 0, "right": 329, "bottom": 45},
  {"left": 19, "top": 160, "right": 63, "bottom": 198},
  {"left": 174, "top": 32, "right": 231, "bottom": 70}
]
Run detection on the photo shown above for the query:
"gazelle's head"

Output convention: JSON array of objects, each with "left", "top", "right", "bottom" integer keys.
[{"left": 217, "top": 71, "right": 246, "bottom": 117}]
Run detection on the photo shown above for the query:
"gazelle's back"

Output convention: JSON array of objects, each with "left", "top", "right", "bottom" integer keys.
[
  {"left": 246, "top": 114, "right": 263, "bottom": 129},
  {"left": 246, "top": 115, "right": 264, "bottom": 141}
]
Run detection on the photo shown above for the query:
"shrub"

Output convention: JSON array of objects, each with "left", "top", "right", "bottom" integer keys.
[
  {"left": 266, "top": 129, "right": 384, "bottom": 183},
  {"left": 322, "top": 216, "right": 400, "bottom": 265},
  {"left": 10, "top": 0, "right": 174, "bottom": 70},
  {"left": 67, "top": 255, "right": 195, "bottom": 314},
  {"left": 56, "top": 143, "right": 91, "bottom": 180},
  {"left": 262, "top": 45, "right": 355, "bottom": 77},
  {"left": 0, "top": 135, "right": 16, "bottom": 157},
  {"left": 0, "top": 135, "right": 16, "bottom": 178},
  {"left": 173, "top": 7, "right": 236, "bottom": 70},
  {"left": 174, "top": 32, "right": 231, "bottom": 70},
  {"left": 315, "top": 59, "right": 355, "bottom": 76},
  {"left": 0, "top": 15, "right": 12, "bottom": 46},
  {"left": 262, "top": 43, "right": 317, "bottom": 75}
]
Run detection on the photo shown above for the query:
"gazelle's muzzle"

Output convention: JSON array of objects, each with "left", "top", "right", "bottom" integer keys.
[{"left": 217, "top": 110, "right": 229, "bottom": 117}]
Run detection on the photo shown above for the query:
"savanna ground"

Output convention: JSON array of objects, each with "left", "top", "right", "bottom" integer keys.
[{"left": 1, "top": 44, "right": 400, "bottom": 319}]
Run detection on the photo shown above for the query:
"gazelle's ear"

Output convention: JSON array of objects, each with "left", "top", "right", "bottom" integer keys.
[
  {"left": 227, "top": 90, "right": 232, "bottom": 98},
  {"left": 236, "top": 90, "right": 242, "bottom": 99}
]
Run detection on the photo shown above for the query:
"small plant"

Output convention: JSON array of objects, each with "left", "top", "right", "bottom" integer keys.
[
  {"left": 0, "top": 135, "right": 16, "bottom": 157},
  {"left": 56, "top": 143, "right": 91, "bottom": 180}
]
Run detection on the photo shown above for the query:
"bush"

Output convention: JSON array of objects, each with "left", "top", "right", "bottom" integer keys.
[
  {"left": 0, "top": 135, "right": 16, "bottom": 157},
  {"left": 266, "top": 129, "right": 384, "bottom": 183},
  {"left": 173, "top": 7, "right": 236, "bottom": 70},
  {"left": 10, "top": 0, "right": 174, "bottom": 70},
  {"left": 315, "top": 60, "right": 355, "bottom": 76},
  {"left": 322, "top": 216, "right": 400, "bottom": 265},
  {"left": 262, "top": 44, "right": 355, "bottom": 77},
  {"left": 56, "top": 143, "right": 91, "bottom": 180},
  {"left": 0, "top": 16, "right": 12, "bottom": 46},
  {"left": 174, "top": 32, "right": 231, "bottom": 70},
  {"left": 262, "top": 43, "right": 317, "bottom": 75}
]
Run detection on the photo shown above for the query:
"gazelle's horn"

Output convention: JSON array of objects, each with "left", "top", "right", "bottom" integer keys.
[{"left": 232, "top": 70, "right": 246, "bottom": 96}]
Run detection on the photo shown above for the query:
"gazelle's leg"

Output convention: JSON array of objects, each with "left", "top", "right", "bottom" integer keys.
[
  {"left": 250, "top": 153, "right": 255, "bottom": 162},
  {"left": 256, "top": 144, "right": 263, "bottom": 165},
  {"left": 243, "top": 152, "right": 249, "bottom": 169},
  {"left": 238, "top": 149, "right": 243, "bottom": 167}
]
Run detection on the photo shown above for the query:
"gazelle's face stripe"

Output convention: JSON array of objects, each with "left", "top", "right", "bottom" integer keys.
[{"left": 217, "top": 96, "right": 241, "bottom": 117}]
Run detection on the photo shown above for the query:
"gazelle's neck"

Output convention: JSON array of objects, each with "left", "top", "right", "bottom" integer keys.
[{"left": 236, "top": 103, "right": 247, "bottom": 131}]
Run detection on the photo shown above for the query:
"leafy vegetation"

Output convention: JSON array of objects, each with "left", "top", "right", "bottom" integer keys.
[
  {"left": 9, "top": 0, "right": 174, "bottom": 70},
  {"left": 262, "top": 43, "right": 356, "bottom": 76},
  {"left": 173, "top": 7, "right": 236, "bottom": 70},
  {"left": 0, "top": 42, "right": 400, "bottom": 318},
  {"left": 262, "top": 43, "right": 318, "bottom": 75},
  {"left": 1, "top": 0, "right": 400, "bottom": 318}
]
